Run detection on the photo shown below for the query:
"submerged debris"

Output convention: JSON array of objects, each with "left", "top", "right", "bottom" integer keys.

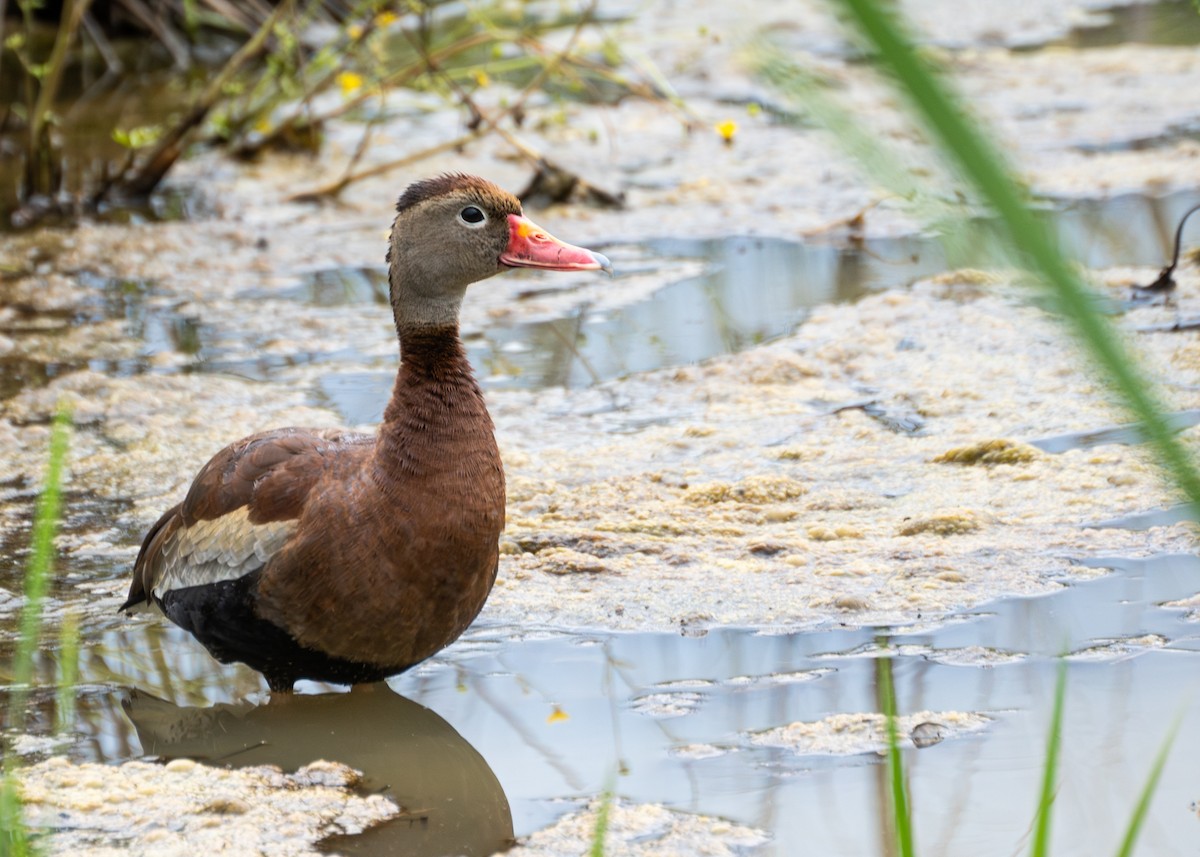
[
  {"left": 1132, "top": 202, "right": 1200, "bottom": 296},
  {"left": 517, "top": 160, "right": 625, "bottom": 210}
]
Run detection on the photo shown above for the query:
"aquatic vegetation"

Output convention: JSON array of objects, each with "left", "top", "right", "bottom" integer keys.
[
  {"left": 0, "top": 0, "right": 675, "bottom": 225},
  {"left": 806, "top": 5, "right": 1189, "bottom": 851},
  {"left": 933, "top": 439, "right": 1041, "bottom": 466},
  {"left": 896, "top": 510, "right": 985, "bottom": 537},
  {"left": 1, "top": 405, "right": 71, "bottom": 856},
  {"left": 760, "top": 0, "right": 1200, "bottom": 519}
]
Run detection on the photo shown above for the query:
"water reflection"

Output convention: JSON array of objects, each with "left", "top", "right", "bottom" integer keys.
[
  {"left": 316, "top": 191, "right": 1200, "bottom": 422},
  {"left": 124, "top": 688, "right": 514, "bottom": 857},
  {"left": 315, "top": 232, "right": 937, "bottom": 422},
  {"left": 20, "top": 553, "right": 1197, "bottom": 855},
  {"left": 2, "top": 191, "right": 1199, "bottom": 416}
]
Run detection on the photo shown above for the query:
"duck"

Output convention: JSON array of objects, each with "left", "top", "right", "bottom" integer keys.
[{"left": 121, "top": 173, "right": 611, "bottom": 692}]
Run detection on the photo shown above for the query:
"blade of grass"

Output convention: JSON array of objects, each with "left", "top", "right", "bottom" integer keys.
[
  {"left": 55, "top": 610, "right": 81, "bottom": 735},
  {"left": 822, "top": 0, "right": 1200, "bottom": 515},
  {"left": 1, "top": 403, "right": 68, "bottom": 857},
  {"left": 877, "top": 645, "right": 915, "bottom": 857},
  {"left": 589, "top": 788, "right": 613, "bottom": 857},
  {"left": 1113, "top": 712, "right": 1182, "bottom": 857},
  {"left": 8, "top": 404, "right": 71, "bottom": 725},
  {"left": 1031, "top": 660, "right": 1067, "bottom": 857},
  {"left": 0, "top": 773, "right": 38, "bottom": 857}
]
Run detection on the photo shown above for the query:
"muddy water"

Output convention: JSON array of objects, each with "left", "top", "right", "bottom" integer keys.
[{"left": 4, "top": 551, "right": 1196, "bottom": 856}]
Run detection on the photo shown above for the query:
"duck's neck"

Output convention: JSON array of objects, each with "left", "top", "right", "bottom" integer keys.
[{"left": 373, "top": 323, "right": 496, "bottom": 483}]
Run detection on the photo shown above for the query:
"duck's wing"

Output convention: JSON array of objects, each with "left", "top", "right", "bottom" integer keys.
[{"left": 121, "top": 427, "right": 372, "bottom": 613}]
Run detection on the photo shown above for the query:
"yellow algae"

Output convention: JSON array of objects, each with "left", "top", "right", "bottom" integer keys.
[
  {"left": 933, "top": 439, "right": 1041, "bottom": 465},
  {"left": 925, "top": 268, "right": 1003, "bottom": 286},
  {"left": 597, "top": 518, "right": 691, "bottom": 537},
  {"left": 742, "top": 475, "right": 807, "bottom": 503},
  {"left": 748, "top": 541, "right": 790, "bottom": 556},
  {"left": 806, "top": 525, "right": 842, "bottom": 542},
  {"left": 534, "top": 548, "right": 610, "bottom": 575},
  {"left": 686, "top": 475, "right": 806, "bottom": 505},
  {"left": 776, "top": 447, "right": 811, "bottom": 461},
  {"left": 746, "top": 352, "right": 821, "bottom": 384},
  {"left": 898, "top": 511, "right": 986, "bottom": 537},
  {"left": 762, "top": 508, "right": 799, "bottom": 523},
  {"left": 684, "top": 482, "right": 737, "bottom": 504}
]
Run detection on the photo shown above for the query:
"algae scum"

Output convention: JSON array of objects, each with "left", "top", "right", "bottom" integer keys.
[
  {"left": 14, "top": 555, "right": 1200, "bottom": 856},
  {"left": 2, "top": 185, "right": 1200, "bottom": 854}
]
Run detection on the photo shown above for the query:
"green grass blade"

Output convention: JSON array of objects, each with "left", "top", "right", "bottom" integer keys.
[
  {"left": 0, "top": 773, "right": 36, "bottom": 857},
  {"left": 821, "top": 0, "right": 1200, "bottom": 515},
  {"left": 1031, "top": 661, "right": 1067, "bottom": 857},
  {"left": 55, "top": 610, "right": 81, "bottom": 735},
  {"left": 8, "top": 405, "right": 71, "bottom": 726},
  {"left": 589, "top": 788, "right": 613, "bottom": 857},
  {"left": 877, "top": 647, "right": 915, "bottom": 857},
  {"left": 1, "top": 405, "right": 68, "bottom": 855},
  {"left": 1113, "top": 713, "right": 1182, "bottom": 857}
]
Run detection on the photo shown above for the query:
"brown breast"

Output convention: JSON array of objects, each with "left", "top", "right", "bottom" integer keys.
[{"left": 252, "top": 325, "right": 505, "bottom": 668}]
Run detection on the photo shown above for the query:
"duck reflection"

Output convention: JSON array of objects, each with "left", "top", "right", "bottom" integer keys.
[{"left": 122, "top": 686, "right": 514, "bottom": 856}]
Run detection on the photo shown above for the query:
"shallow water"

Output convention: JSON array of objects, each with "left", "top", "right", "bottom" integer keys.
[
  {"left": 1, "top": 190, "right": 1196, "bottom": 418},
  {"left": 252, "top": 191, "right": 1200, "bottom": 422},
  {"left": 3, "top": 186, "right": 1200, "bottom": 852},
  {"left": 7, "top": 552, "right": 1197, "bottom": 855}
]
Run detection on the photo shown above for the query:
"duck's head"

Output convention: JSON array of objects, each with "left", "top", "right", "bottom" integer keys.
[{"left": 387, "top": 173, "right": 611, "bottom": 328}]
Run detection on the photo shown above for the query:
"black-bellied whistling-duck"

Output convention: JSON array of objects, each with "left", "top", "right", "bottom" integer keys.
[{"left": 121, "top": 174, "right": 611, "bottom": 692}]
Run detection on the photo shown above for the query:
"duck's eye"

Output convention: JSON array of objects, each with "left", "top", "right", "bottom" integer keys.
[{"left": 459, "top": 206, "right": 486, "bottom": 226}]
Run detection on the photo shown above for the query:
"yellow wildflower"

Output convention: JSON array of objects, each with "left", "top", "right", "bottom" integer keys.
[
  {"left": 473, "top": 69, "right": 490, "bottom": 88},
  {"left": 347, "top": 23, "right": 364, "bottom": 39},
  {"left": 715, "top": 119, "right": 738, "bottom": 144},
  {"left": 375, "top": 11, "right": 398, "bottom": 26},
  {"left": 546, "top": 706, "right": 570, "bottom": 724},
  {"left": 337, "top": 71, "right": 364, "bottom": 97}
]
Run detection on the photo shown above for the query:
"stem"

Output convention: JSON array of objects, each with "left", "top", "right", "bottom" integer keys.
[{"left": 25, "top": 0, "right": 93, "bottom": 197}]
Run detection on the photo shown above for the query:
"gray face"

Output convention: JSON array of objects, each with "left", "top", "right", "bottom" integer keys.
[{"left": 387, "top": 184, "right": 521, "bottom": 329}]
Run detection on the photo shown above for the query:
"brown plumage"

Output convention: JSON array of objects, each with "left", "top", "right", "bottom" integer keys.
[{"left": 122, "top": 174, "right": 611, "bottom": 692}]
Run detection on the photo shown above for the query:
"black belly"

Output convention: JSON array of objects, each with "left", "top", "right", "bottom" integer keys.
[{"left": 158, "top": 571, "right": 410, "bottom": 691}]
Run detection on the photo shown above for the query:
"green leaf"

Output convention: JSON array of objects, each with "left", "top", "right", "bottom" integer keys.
[{"left": 111, "top": 125, "right": 163, "bottom": 150}]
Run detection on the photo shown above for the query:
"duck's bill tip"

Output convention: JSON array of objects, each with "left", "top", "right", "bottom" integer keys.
[{"left": 500, "top": 214, "right": 612, "bottom": 275}]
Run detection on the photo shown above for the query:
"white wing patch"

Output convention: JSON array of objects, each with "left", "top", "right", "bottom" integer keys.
[{"left": 150, "top": 507, "right": 297, "bottom": 600}]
